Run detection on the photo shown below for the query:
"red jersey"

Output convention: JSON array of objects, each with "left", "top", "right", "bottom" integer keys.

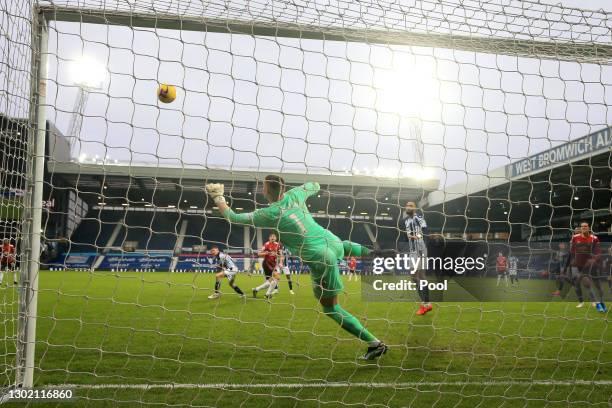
[
  {"left": 1, "top": 244, "right": 15, "bottom": 264},
  {"left": 570, "top": 233, "right": 600, "bottom": 268},
  {"left": 262, "top": 241, "right": 281, "bottom": 269},
  {"left": 496, "top": 256, "right": 507, "bottom": 272},
  {"left": 348, "top": 257, "right": 357, "bottom": 270},
  {"left": 2, "top": 244, "right": 14, "bottom": 256}
]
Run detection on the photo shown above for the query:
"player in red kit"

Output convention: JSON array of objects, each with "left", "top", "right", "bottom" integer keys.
[
  {"left": 496, "top": 252, "right": 508, "bottom": 287},
  {"left": 252, "top": 232, "right": 282, "bottom": 299},
  {"left": 347, "top": 256, "right": 357, "bottom": 282},
  {"left": 568, "top": 221, "right": 605, "bottom": 311},
  {"left": 1, "top": 239, "right": 16, "bottom": 286}
]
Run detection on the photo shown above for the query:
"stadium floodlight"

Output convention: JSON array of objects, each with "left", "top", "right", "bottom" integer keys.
[
  {"left": 69, "top": 55, "right": 106, "bottom": 89},
  {"left": 66, "top": 56, "right": 106, "bottom": 156}
]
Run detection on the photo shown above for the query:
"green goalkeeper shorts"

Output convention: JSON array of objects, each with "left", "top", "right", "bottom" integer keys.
[{"left": 303, "top": 239, "right": 345, "bottom": 300}]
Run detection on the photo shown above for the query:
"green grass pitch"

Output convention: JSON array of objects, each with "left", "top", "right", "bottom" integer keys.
[{"left": 1, "top": 271, "right": 610, "bottom": 407}]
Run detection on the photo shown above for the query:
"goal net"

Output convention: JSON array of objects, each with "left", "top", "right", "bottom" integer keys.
[{"left": 1, "top": 0, "right": 611, "bottom": 405}]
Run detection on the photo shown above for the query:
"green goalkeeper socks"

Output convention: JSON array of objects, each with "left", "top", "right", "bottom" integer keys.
[
  {"left": 322, "top": 304, "right": 377, "bottom": 343},
  {"left": 342, "top": 241, "right": 370, "bottom": 257}
]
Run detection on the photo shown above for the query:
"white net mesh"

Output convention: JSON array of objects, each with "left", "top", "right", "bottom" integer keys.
[
  {"left": 1, "top": 0, "right": 611, "bottom": 405},
  {"left": 0, "top": 0, "right": 33, "bottom": 392}
]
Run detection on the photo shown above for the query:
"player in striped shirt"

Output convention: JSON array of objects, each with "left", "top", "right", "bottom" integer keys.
[
  {"left": 551, "top": 242, "right": 572, "bottom": 297},
  {"left": 207, "top": 245, "right": 245, "bottom": 299},
  {"left": 401, "top": 201, "right": 432, "bottom": 316},
  {"left": 278, "top": 246, "right": 295, "bottom": 294},
  {"left": 508, "top": 253, "right": 519, "bottom": 286}
]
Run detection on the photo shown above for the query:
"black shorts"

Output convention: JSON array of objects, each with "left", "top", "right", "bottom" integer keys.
[
  {"left": 1, "top": 258, "right": 15, "bottom": 267},
  {"left": 263, "top": 263, "right": 275, "bottom": 278},
  {"left": 575, "top": 265, "right": 605, "bottom": 279}
]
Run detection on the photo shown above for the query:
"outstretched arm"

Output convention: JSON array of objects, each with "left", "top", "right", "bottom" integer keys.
[
  {"left": 285, "top": 182, "right": 320, "bottom": 202},
  {"left": 206, "top": 183, "right": 274, "bottom": 228}
]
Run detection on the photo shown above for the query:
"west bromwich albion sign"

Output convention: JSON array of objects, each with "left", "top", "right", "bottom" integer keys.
[{"left": 506, "top": 127, "right": 612, "bottom": 178}]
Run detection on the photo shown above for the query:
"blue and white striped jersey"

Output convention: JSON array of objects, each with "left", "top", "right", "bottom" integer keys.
[
  {"left": 401, "top": 213, "right": 428, "bottom": 253},
  {"left": 212, "top": 252, "right": 237, "bottom": 271},
  {"left": 508, "top": 256, "right": 518, "bottom": 274},
  {"left": 280, "top": 247, "right": 291, "bottom": 265}
]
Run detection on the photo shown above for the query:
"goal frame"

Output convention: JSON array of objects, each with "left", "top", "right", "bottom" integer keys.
[
  {"left": 15, "top": 8, "right": 48, "bottom": 389},
  {"left": 38, "top": 6, "right": 612, "bottom": 64},
  {"left": 16, "top": 3, "right": 611, "bottom": 390}
]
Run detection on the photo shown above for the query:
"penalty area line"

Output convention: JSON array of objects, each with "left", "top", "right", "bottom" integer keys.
[{"left": 55, "top": 380, "right": 612, "bottom": 390}]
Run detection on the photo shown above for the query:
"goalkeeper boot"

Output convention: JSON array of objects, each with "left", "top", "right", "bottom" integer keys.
[
  {"left": 252, "top": 288, "right": 258, "bottom": 298},
  {"left": 596, "top": 302, "right": 607, "bottom": 313},
  {"left": 362, "top": 343, "right": 388, "bottom": 360},
  {"left": 208, "top": 292, "right": 221, "bottom": 299}
]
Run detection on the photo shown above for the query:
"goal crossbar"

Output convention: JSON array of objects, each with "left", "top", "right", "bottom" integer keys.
[{"left": 38, "top": 6, "right": 612, "bottom": 65}]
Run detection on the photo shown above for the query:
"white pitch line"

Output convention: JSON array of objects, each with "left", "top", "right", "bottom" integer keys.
[{"left": 55, "top": 380, "right": 612, "bottom": 390}]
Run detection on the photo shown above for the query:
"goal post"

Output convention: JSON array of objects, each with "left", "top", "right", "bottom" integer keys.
[
  {"left": 3, "top": 1, "right": 611, "bottom": 405},
  {"left": 38, "top": 6, "right": 612, "bottom": 64},
  {"left": 15, "top": 10, "right": 48, "bottom": 389}
]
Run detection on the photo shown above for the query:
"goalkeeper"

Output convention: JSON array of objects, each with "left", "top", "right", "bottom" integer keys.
[{"left": 206, "top": 176, "right": 387, "bottom": 360}]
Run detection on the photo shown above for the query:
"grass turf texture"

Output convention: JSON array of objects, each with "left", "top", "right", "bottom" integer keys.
[{"left": 1, "top": 270, "right": 610, "bottom": 407}]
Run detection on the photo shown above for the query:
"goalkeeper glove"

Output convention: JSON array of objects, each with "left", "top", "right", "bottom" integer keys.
[{"left": 206, "top": 183, "right": 226, "bottom": 205}]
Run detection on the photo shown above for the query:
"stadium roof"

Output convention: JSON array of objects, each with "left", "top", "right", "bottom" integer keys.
[
  {"left": 48, "top": 160, "right": 440, "bottom": 192},
  {"left": 425, "top": 126, "right": 611, "bottom": 239},
  {"left": 45, "top": 118, "right": 440, "bottom": 208},
  {"left": 428, "top": 126, "right": 611, "bottom": 207}
]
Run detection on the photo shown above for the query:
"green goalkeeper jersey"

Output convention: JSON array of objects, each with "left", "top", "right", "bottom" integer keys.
[{"left": 221, "top": 182, "right": 341, "bottom": 259}]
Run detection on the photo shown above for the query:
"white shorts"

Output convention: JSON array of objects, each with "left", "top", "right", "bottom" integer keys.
[
  {"left": 281, "top": 266, "right": 290, "bottom": 275},
  {"left": 223, "top": 269, "right": 237, "bottom": 280},
  {"left": 509, "top": 270, "right": 517, "bottom": 276}
]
